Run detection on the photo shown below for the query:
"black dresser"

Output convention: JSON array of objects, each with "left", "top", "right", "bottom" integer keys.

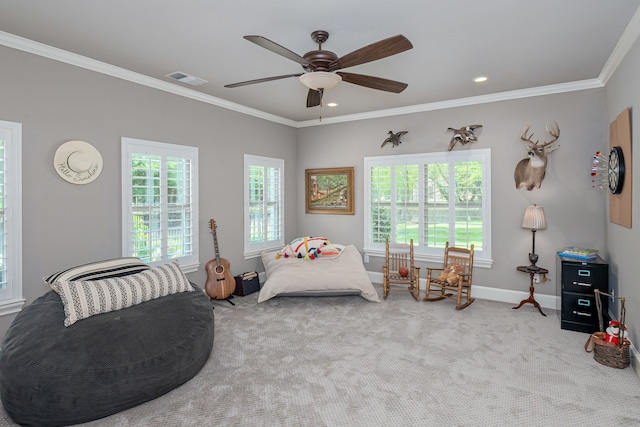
[{"left": 556, "top": 253, "right": 609, "bottom": 333}]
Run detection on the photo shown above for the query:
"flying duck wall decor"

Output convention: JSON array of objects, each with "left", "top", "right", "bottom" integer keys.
[
  {"left": 446, "top": 125, "right": 483, "bottom": 150},
  {"left": 381, "top": 131, "right": 408, "bottom": 148}
]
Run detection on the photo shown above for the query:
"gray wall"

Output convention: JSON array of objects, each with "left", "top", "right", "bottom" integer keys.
[
  {"left": 296, "top": 90, "right": 608, "bottom": 296},
  {"left": 0, "top": 45, "right": 298, "bottom": 335},
  {"left": 2, "top": 37, "right": 636, "bottom": 342},
  {"left": 604, "top": 36, "right": 640, "bottom": 346}
]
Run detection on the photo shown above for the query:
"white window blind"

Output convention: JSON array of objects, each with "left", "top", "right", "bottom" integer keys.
[
  {"left": 365, "top": 149, "right": 491, "bottom": 265},
  {"left": 122, "top": 137, "right": 198, "bottom": 271},
  {"left": 244, "top": 154, "right": 284, "bottom": 257},
  {"left": 0, "top": 120, "right": 23, "bottom": 315}
]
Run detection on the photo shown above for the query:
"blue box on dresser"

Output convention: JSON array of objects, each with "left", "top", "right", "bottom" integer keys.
[{"left": 557, "top": 253, "right": 609, "bottom": 333}]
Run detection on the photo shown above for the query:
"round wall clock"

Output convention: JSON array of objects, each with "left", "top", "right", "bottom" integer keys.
[{"left": 607, "top": 146, "right": 625, "bottom": 194}]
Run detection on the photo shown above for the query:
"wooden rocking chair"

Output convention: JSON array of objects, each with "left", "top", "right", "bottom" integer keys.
[
  {"left": 424, "top": 242, "right": 475, "bottom": 310},
  {"left": 383, "top": 239, "right": 420, "bottom": 300}
]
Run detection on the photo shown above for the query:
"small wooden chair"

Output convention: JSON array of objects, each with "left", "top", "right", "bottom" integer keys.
[
  {"left": 424, "top": 242, "right": 475, "bottom": 310},
  {"left": 383, "top": 239, "right": 420, "bottom": 300}
]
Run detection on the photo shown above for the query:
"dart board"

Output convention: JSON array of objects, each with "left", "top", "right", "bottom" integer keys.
[{"left": 608, "top": 146, "right": 625, "bottom": 194}]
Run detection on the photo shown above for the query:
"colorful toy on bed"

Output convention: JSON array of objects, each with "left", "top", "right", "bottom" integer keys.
[{"left": 276, "top": 236, "right": 335, "bottom": 260}]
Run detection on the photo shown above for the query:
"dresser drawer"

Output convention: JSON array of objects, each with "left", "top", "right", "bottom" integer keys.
[
  {"left": 561, "top": 263, "right": 607, "bottom": 294},
  {"left": 561, "top": 291, "right": 607, "bottom": 326}
]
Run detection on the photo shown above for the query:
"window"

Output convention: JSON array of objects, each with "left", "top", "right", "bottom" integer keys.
[
  {"left": 122, "top": 137, "right": 198, "bottom": 272},
  {"left": 0, "top": 120, "right": 23, "bottom": 315},
  {"left": 364, "top": 149, "right": 492, "bottom": 266},
  {"left": 244, "top": 154, "right": 284, "bottom": 257}
]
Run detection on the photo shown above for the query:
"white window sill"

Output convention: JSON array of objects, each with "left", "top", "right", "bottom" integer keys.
[
  {"left": 363, "top": 249, "right": 493, "bottom": 268},
  {"left": 0, "top": 298, "right": 26, "bottom": 317}
]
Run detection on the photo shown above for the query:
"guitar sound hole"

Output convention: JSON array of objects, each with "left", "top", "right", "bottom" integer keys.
[{"left": 215, "top": 265, "right": 224, "bottom": 274}]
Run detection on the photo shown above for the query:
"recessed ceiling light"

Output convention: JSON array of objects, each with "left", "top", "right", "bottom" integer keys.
[
  {"left": 473, "top": 76, "right": 489, "bottom": 83},
  {"left": 327, "top": 102, "right": 338, "bottom": 107}
]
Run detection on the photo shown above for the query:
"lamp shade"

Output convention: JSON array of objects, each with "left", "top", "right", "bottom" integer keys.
[
  {"left": 299, "top": 72, "right": 342, "bottom": 90},
  {"left": 521, "top": 205, "right": 547, "bottom": 230}
]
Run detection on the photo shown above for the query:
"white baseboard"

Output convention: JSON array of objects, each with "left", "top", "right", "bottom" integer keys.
[
  {"left": 367, "top": 271, "right": 560, "bottom": 308},
  {"left": 367, "top": 271, "right": 640, "bottom": 379},
  {"left": 259, "top": 270, "right": 639, "bottom": 379}
]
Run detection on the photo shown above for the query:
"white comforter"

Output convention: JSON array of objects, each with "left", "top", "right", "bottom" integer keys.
[{"left": 259, "top": 244, "right": 380, "bottom": 303}]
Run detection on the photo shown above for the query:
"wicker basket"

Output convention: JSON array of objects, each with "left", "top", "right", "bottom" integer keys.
[{"left": 584, "top": 289, "right": 630, "bottom": 369}]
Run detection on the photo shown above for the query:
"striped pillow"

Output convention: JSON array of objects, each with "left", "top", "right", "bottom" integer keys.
[
  {"left": 44, "top": 257, "right": 150, "bottom": 292},
  {"left": 57, "top": 261, "right": 194, "bottom": 327}
]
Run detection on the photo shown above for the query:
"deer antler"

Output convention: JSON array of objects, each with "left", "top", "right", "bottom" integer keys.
[
  {"left": 520, "top": 122, "right": 560, "bottom": 147},
  {"left": 520, "top": 125, "right": 536, "bottom": 145},
  {"left": 543, "top": 121, "right": 560, "bottom": 147}
]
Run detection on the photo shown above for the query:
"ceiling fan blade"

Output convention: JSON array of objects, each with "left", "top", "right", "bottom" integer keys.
[
  {"left": 244, "top": 35, "right": 309, "bottom": 66},
  {"left": 336, "top": 72, "right": 408, "bottom": 93},
  {"left": 329, "top": 35, "right": 413, "bottom": 71},
  {"left": 306, "top": 89, "right": 323, "bottom": 108},
  {"left": 224, "top": 73, "right": 303, "bottom": 88}
]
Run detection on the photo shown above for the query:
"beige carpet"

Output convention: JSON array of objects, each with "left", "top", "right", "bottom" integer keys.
[{"left": 1, "top": 285, "right": 639, "bottom": 426}]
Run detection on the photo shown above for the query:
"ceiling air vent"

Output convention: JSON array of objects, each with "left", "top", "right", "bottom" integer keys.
[{"left": 165, "top": 71, "right": 208, "bottom": 86}]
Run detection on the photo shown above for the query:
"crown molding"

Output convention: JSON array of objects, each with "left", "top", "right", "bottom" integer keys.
[
  {"left": 0, "top": 31, "right": 297, "bottom": 128},
  {"left": 0, "top": 26, "right": 632, "bottom": 129},
  {"left": 296, "top": 79, "right": 604, "bottom": 128},
  {"left": 599, "top": 5, "right": 640, "bottom": 85}
]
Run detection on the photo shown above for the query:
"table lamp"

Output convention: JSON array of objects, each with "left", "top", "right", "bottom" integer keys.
[{"left": 521, "top": 204, "right": 546, "bottom": 270}]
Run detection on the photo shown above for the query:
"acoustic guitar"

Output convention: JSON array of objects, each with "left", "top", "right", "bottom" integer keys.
[{"left": 205, "top": 219, "right": 235, "bottom": 301}]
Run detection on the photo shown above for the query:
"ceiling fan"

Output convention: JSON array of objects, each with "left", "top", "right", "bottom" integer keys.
[{"left": 225, "top": 30, "right": 413, "bottom": 108}]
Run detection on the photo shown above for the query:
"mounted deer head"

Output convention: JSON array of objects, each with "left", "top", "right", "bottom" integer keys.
[{"left": 514, "top": 122, "right": 560, "bottom": 190}]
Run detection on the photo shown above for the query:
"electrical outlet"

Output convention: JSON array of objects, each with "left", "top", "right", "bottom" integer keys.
[
  {"left": 364, "top": 254, "right": 369, "bottom": 263},
  {"left": 533, "top": 274, "right": 541, "bottom": 283}
]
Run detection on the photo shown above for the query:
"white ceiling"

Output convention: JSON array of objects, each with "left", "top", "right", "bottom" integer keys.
[{"left": 2, "top": 1, "right": 640, "bottom": 125}]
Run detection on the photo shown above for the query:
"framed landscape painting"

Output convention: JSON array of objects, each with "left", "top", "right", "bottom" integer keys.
[{"left": 305, "top": 167, "right": 354, "bottom": 215}]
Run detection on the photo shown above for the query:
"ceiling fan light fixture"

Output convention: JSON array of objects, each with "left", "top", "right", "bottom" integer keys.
[{"left": 299, "top": 72, "right": 342, "bottom": 90}]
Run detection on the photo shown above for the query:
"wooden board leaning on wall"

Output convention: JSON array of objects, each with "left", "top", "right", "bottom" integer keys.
[{"left": 609, "top": 107, "right": 632, "bottom": 228}]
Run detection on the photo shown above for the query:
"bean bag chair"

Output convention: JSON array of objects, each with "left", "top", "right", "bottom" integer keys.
[{"left": 0, "top": 259, "right": 214, "bottom": 426}]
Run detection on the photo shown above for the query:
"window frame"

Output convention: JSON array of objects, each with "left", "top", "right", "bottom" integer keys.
[
  {"left": 121, "top": 137, "right": 199, "bottom": 272},
  {"left": 243, "top": 154, "right": 285, "bottom": 258},
  {"left": 364, "top": 149, "right": 492, "bottom": 267},
  {"left": 0, "top": 120, "right": 24, "bottom": 315}
]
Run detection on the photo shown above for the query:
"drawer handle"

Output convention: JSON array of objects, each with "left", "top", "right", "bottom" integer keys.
[
  {"left": 577, "top": 299, "right": 591, "bottom": 307},
  {"left": 578, "top": 269, "right": 591, "bottom": 277},
  {"left": 572, "top": 281, "right": 592, "bottom": 287},
  {"left": 572, "top": 310, "right": 592, "bottom": 317}
]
